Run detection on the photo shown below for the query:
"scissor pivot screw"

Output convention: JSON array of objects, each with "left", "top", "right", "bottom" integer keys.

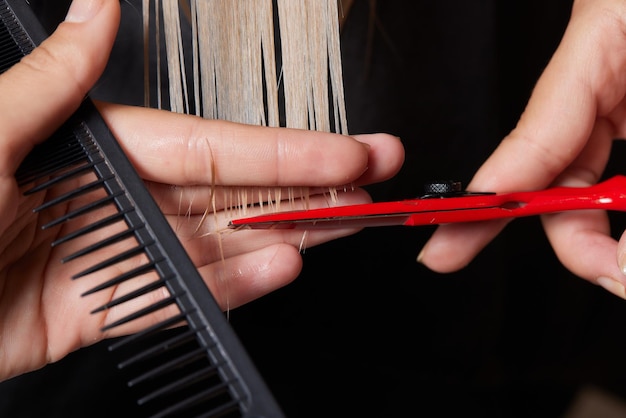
[
  {"left": 421, "top": 181, "right": 495, "bottom": 198},
  {"left": 422, "top": 180, "right": 463, "bottom": 198}
]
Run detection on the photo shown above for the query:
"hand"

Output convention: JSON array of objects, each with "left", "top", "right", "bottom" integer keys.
[
  {"left": 418, "top": 0, "right": 626, "bottom": 298},
  {"left": 0, "top": 0, "right": 404, "bottom": 381}
]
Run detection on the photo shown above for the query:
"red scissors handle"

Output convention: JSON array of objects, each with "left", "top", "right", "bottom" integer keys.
[{"left": 228, "top": 175, "right": 626, "bottom": 230}]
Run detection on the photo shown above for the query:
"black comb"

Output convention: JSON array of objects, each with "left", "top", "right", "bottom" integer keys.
[{"left": 1, "top": 1, "right": 284, "bottom": 417}]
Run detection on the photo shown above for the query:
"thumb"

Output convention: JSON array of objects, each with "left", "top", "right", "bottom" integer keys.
[
  {"left": 418, "top": 1, "right": 624, "bottom": 273},
  {"left": 0, "top": 0, "right": 121, "bottom": 175}
]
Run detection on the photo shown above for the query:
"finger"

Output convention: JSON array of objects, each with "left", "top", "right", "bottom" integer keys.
[
  {"left": 198, "top": 244, "right": 304, "bottom": 310},
  {"left": 614, "top": 229, "right": 626, "bottom": 296},
  {"left": 419, "top": 2, "right": 626, "bottom": 271},
  {"left": 541, "top": 118, "right": 624, "bottom": 294},
  {"left": 147, "top": 182, "right": 361, "bottom": 215},
  {"left": 419, "top": 119, "right": 615, "bottom": 274},
  {"left": 349, "top": 133, "right": 405, "bottom": 186},
  {"left": 468, "top": 1, "right": 626, "bottom": 191},
  {"left": 96, "top": 102, "right": 403, "bottom": 187},
  {"left": 146, "top": 167, "right": 382, "bottom": 215},
  {"left": 543, "top": 210, "right": 622, "bottom": 295},
  {"left": 0, "top": 0, "right": 120, "bottom": 174},
  {"left": 417, "top": 219, "right": 510, "bottom": 272},
  {"left": 170, "top": 188, "right": 373, "bottom": 264},
  {"left": 86, "top": 243, "right": 304, "bottom": 340}
]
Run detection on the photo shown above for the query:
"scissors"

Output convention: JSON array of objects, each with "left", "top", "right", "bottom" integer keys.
[{"left": 228, "top": 175, "right": 626, "bottom": 230}]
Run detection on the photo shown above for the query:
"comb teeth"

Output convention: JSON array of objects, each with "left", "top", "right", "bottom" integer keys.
[
  {"left": 5, "top": 1, "right": 283, "bottom": 416},
  {"left": 81, "top": 262, "right": 163, "bottom": 297},
  {"left": 0, "top": 2, "right": 32, "bottom": 72},
  {"left": 51, "top": 210, "right": 129, "bottom": 248},
  {"left": 15, "top": 114, "right": 259, "bottom": 418},
  {"left": 13, "top": 114, "right": 283, "bottom": 418}
]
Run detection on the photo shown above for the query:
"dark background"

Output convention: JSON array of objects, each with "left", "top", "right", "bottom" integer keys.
[{"left": 3, "top": 1, "right": 626, "bottom": 417}]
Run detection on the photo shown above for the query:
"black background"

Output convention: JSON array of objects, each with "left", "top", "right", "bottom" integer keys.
[{"left": 3, "top": 1, "right": 626, "bottom": 417}]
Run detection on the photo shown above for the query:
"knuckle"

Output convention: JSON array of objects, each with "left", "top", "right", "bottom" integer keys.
[{"left": 19, "top": 34, "right": 87, "bottom": 97}]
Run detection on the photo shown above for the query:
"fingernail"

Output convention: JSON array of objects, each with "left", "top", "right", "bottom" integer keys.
[
  {"left": 416, "top": 248, "right": 424, "bottom": 264},
  {"left": 596, "top": 276, "right": 626, "bottom": 299},
  {"left": 65, "top": 0, "right": 102, "bottom": 23},
  {"left": 619, "top": 254, "right": 626, "bottom": 276}
]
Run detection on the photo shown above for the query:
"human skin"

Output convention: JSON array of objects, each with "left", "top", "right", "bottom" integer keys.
[
  {"left": 419, "top": 0, "right": 626, "bottom": 299},
  {"left": 0, "top": 0, "right": 404, "bottom": 380}
]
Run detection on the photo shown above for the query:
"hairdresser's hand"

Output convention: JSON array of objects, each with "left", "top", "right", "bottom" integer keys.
[
  {"left": 0, "top": 0, "right": 404, "bottom": 381},
  {"left": 419, "top": 0, "right": 626, "bottom": 298},
  {"left": 97, "top": 104, "right": 402, "bottom": 323}
]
